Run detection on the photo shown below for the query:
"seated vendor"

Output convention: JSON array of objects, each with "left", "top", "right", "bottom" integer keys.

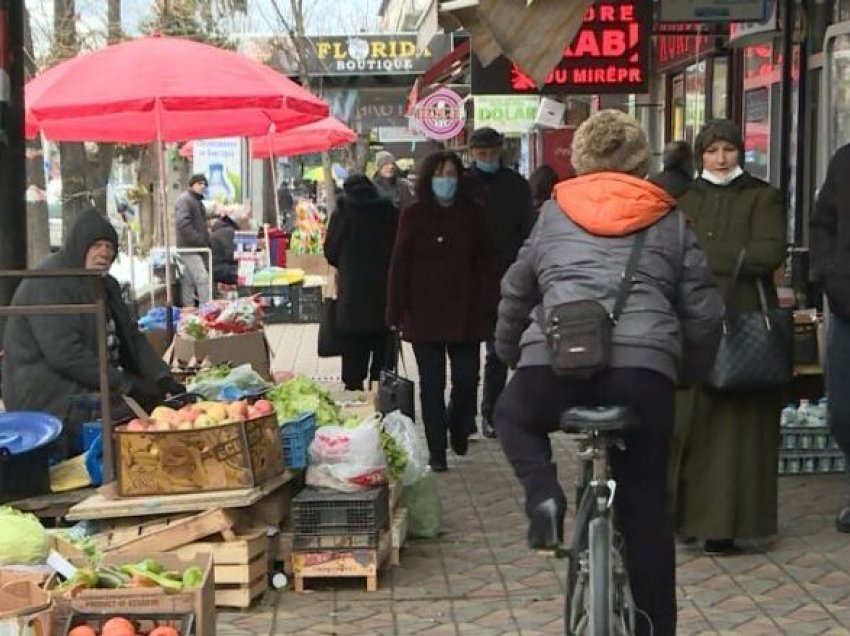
[
  {"left": 1, "top": 208, "right": 185, "bottom": 456},
  {"left": 211, "top": 207, "right": 252, "bottom": 287}
]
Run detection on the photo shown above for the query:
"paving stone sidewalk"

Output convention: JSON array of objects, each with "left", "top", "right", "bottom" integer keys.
[{"left": 218, "top": 324, "right": 850, "bottom": 635}]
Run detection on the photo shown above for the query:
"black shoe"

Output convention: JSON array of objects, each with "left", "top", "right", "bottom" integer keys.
[
  {"left": 482, "top": 419, "right": 497, "bottom": 439},
  {"left": 836, "top": 506, "right": 850, "bottom": 533},
  {"left": 429, "top": 453, "right": 448, "bottom": 472},
  {"left": 527, "top": 498, "right": 566, "bottom": 551},
  {"left": 703, "top": 539, "right": 737, "bottom": 556},
  {"left": 449, "top": 430, "right": 468, "bottom": 456}
]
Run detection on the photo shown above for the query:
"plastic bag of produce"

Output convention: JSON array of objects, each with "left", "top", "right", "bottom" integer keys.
[
  {"left": 306, "top": 417, "right": 387, "bottom": 492},
  {"left": 0, "top": 506, "right": 49, "bottom": 564},
  {"left": 382, "top": 410, "right": 429, "bottom": 486},
  {"left": 405, "top": 471, "right": 441, "bottom": 538},
  {"left": 187, "top": 363, "right": 270, "bottom": 400}
]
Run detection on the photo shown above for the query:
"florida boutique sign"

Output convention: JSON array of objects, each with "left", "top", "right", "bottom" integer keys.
[
  {"left": 471, "top": 1, "right": 651, "bottom": 95},
  {"left": 296, "top": 34, "right": 450, "bottom": 76}
]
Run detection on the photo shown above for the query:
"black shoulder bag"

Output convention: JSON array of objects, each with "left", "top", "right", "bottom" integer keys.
[
  {"left": 705, "top": 248, "right": 793, "bottom": 391},
  {"left": 537, "top": 231, "right": 646, "bottom": 379}
]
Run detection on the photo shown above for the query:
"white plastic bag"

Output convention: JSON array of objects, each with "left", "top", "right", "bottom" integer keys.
[
  {"left": 383, "top": 410, "right": 429, "bottom": 486},
  {"left": 306, "top": 416, "right": 388, "bottom": 492}
]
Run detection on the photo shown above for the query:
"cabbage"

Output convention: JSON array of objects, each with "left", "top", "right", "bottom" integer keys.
[
  {"left": 0, "top": 506, "right": 50, "bottom": 564},
  {"left": 267, "top": 376, "right": 340, "bottom": 426}
]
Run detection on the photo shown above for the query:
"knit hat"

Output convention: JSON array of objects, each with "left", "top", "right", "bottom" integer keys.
[
  {"left": 469, "top": 127, "right": 504, "bottom": 149},
  {"left": 189, "top": 173, "right": 207, "bottom": 187},
  {"left": 570, "top": 110, "right": 651, "bottom": 177},
  {"left": 693, "top": 120, "right": 744, "bottom": 170},
  {"left": 375, "top": 151, "right": 396, "bottom": 171}
]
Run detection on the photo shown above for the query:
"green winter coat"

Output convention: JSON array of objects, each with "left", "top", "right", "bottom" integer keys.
[{"left": 669, "top": 172, "right": 787, "bottom": 540}]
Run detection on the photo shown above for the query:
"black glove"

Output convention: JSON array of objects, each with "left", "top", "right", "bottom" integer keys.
[
  {"left": 157, "top": 376, "right": 186, "bottom": 397},
  {"left": 128, "top": 375, "right": 165, "bottom": 411}
]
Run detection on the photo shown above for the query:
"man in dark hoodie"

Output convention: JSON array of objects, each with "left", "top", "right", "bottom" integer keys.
[
  {"left": 2, "top": 208, "right": 185, "bottom": 456},
  {"left": 373, "top": 151, "right": 414, "bottom": 212},
  {"left": 175, "top": 173, "right": 212, "bottom": 306},
  {"left": 211, "top": 208, "right": 251, "bottom": 286},
  {"left": 468, "top": 127, "right": 536, "bottom": 438}
]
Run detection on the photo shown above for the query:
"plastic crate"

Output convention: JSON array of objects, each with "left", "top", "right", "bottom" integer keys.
[
  {"left": 291, "top": 286, "right": 324, "bottom": 323},
  {"left": 292, "top": 484, "right": 390, "bottom": 535},
  {"left": 64, "top": 611, "right": 195, "bottom": 636},
  {"left": 280, "top": 411, "right": 317, "bottom": 469}
]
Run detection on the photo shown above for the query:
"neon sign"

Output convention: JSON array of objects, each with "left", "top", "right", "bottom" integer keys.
[{"left": 471, "top": 1, "right": 651, "bottom": 95}]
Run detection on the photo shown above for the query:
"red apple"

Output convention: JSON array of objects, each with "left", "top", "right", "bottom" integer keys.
[{"left": 252, "top": 399, "right": 274, "bottom": 415}]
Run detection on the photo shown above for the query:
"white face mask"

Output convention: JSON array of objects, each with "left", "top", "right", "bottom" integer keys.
[{"left": 701, "top": 165, "right": 744, "bottom": 187}]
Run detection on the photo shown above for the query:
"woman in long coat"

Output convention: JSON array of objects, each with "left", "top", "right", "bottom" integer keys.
[{"left": 670, "top": 120, "right": 787, "bottom": 555}]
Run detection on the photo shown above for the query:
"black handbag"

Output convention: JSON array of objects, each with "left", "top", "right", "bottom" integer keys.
[
  {"left": 317, "top": 299, "right": 343, "bottom": 358},
  {"left": 378, "top": 334, "right": 416, "bottom": 420},
  {"left": 706, "top": 249, "right": 794, "bottom": 391}
]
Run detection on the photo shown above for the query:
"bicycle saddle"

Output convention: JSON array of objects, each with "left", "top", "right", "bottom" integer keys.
[{"left": 560, "top": 406, "right": 637, "bottom": 434}]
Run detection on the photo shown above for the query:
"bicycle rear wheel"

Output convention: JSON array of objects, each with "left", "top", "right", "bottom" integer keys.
[{"left": 588, "top": 517, "right": 613, "bottom": 635}]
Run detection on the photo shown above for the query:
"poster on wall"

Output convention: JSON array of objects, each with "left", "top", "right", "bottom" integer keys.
[
  {"left": 471, "top": 1, "right": 651, "bottom": 95},
  {"left": 192, "top": 138, "right": 244, "bottom": 204},
  {"left": 541, "top": 128, "right": 576, "bottom": 180},
  {"left": 474, "top": 96, "right": 539, "bottom": 134}
]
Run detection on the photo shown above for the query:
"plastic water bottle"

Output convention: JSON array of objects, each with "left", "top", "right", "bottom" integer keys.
[
  {"left": 797, "top": 399, "right": 812, "bottom": 427},
  {"left": 808, "top": 399, "right": 828, "bottom": 428},
  {"left": 781, "top": 403, "right": 799, "bottom": 427}
]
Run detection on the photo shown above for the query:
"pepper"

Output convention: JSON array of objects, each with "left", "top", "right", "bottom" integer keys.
[
  {"left": 181, "top": 566, "right": 203, "bottom": 588},
  {"left": 121, "top": 565, "right": 183, "bottom": 591}
]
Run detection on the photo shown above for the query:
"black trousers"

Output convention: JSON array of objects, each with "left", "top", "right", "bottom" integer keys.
[
  {"left": 341, "top": 332, "right": 389, "bottom": 390},
  {"left": 481, "top": 337, "right": 508, "bottom": 423},
  {"left": 494, "top": 366, "right": 676, "bottom": 636},
  {"left": 413, "top": 342, "right": 480, "bottom": 458}
]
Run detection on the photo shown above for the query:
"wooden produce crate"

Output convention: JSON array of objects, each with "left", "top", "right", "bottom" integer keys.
[
  {"left": 390, "top": 507, "right": 409, "bottom": 567},
  {"left": 89, "top": 508, "right": 238, "bottom": 555},
  {"left": 172, "top": 530, "right": 269, "bottom": 609},
  {"left": 116, "top": 413, "right": 283, "bottom": 497},
  {"left": 292, "top": 530, "right": 391, "bottom": 593}
]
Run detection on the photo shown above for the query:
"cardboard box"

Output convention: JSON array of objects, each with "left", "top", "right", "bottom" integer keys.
[
  {"left": 48, "top": 552, "right": 215, "bottom": 636},
  {"left": 170, "top": 330, "right": 272, "bottom": 379},
  {"left": 143, "top": 330, "right": 171, "bottom": 359},
  {"left": 286, "top": 251, "right": 330, "bottom": 277},
  {"left": 115, "top": 413, "right": 284, "bottom": 497}
]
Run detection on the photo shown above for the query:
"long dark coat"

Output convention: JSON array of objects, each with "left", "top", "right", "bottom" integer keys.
[
  {"left": 670, "top": 172, "right": 787, "bottom": 540},
  {"left": 324, "top": 187, "right": 398, "bottom": 335},
  {"left": 386, "top": 195, "right": 499, "bottom": 344}
]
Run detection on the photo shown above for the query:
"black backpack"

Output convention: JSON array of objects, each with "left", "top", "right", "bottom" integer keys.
[{"left": 537, "top": 231, "right": 646, "bottom": 379}]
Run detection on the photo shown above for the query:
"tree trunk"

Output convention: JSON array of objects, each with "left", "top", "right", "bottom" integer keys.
[
  {"left": 59, "top": 141, "right": 89, "bottom": 237},
  {"left": 88, "top": 143, "right": 115, "bottom": 214},
  {"left": 24, "top": 5, "right": 50, "bottom": 265},
  {"left": 263, "top": 160, "right": 277, "bottom": 226},
  {"left": 321, "top": 151, "right": 336, "bottom": 215},
  {"left": 107, "top": 0, "right": 122, "bottom": 43},
  {"left": 137, "top": 144, "right": 159, "bottom": 252}
]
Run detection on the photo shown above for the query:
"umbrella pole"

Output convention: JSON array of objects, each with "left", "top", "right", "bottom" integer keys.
[
  {"left": 154, "top": 108, "right": 175, "bottom": 339},
  {"left": 267, "top": 136, "right": 280, "bottom": 271}
]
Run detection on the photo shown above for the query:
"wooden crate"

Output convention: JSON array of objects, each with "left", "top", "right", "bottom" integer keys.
[
  {"left": 91, "top": 508, "right": 238, "bottom": 555},
  {"left": 388, "top": 480, "right": 402, "bottom": 513},
  {"left": 390, "top": 507, "right": 408, "bottom": 567},
  {"left": 276, "top": 531, "right": 294, "bottom": 576},
  {"left": 171, "top": 530, "right": 269, "bottom": 609},
  {"left": 292, "top": 530, "right": 390, "bottom": 593}
]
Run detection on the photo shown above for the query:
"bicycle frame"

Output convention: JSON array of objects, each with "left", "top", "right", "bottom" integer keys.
[{"left": 569, "top": 431, "right": 617, "bottom": 557}]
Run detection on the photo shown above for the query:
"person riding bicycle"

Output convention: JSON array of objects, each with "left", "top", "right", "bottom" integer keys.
[{"left": 493, "top": 110, "right": 723, "bottom": 636}]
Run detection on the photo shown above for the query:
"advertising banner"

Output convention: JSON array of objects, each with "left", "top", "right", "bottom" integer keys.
[
  {"left": 474, "top": 96, "right": 539, "bottom": 134},
  {"left": 658, "top": 0, "right": 768, "bottom": 23},
  {"left": 192, "top": 138, "right": 244, "bottom": 204},
  {"left": 471, "top": 1, "right": 651, "bottom": 95}
]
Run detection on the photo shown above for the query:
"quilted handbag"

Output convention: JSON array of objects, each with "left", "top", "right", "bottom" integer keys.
[
  {"left": 378, "top": 334, "right": 416, "bottom": 420},
  {"left": 706, "top": 249, "right": 793, "bottom": 391}
]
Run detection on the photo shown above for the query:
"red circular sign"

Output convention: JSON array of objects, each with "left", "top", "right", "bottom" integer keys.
[{"left": 413, "top": 88, "right": 465, "bottom": 140}]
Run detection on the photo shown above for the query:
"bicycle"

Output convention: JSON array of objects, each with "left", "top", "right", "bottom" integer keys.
[{"left": 558, "top": 406, "right": 638, "bottom": 636}]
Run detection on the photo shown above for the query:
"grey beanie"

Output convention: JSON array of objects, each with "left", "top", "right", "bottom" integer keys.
[
  {"left": 375, "top": 151, "right": 396, "bottom": 170},
  {"left": 693, "top": 119, "right": 744, "bottom": 169},
  {"left": 571, "top": 110, "right": 651, "bottom": 177}
]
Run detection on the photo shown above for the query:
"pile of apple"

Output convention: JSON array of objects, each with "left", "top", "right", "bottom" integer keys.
[{"left": 124, "top": 399, "right": 275, "bottom": 432}]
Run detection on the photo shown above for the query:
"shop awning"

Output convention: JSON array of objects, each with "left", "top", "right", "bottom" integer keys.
[
  {"left": 407, "top": 38, "right": 470, "bottom": 115},
  {"left": 430, "top": 0, "right": 593, "bottom": 86}
]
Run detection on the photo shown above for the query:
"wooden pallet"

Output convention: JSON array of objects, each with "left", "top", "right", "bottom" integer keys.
[
  {"left": 91, "top": 508, "right": 238, "bottom": 555},
  {"left": 292, "top": 530, "right": 390, "bottom": 593},
  {"left": 390, "top": 507, "right": 408, "bottom": 567},
  {"left": 171, "top": 529, "right": 269, "bottom": 608}
]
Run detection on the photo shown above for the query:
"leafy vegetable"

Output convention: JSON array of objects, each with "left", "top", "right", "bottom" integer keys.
[
  {"left": 380, "top": 425, "right": 408, "bottom": 482},
  {"left": 0, "top": 506, "right": 49, "bottom": 564},
  {"left": 182, "top": 566, "right": 204, "bottom": 588},
  {"left": 191, "top": 363, "right": 231, "bottom": 383},
  {"left": 267, "top": 376, "right": 340, "bottom": 426}
]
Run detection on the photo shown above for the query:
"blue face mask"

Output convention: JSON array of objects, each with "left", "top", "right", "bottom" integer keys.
[
  {"left": 475, "top": 159, "right": 500, "bottom": 174},
  {"left": 432, "top": 176, "right": 458, "bottom": 201}
]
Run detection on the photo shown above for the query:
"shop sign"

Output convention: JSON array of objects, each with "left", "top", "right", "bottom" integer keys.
[
  {"left": 658, "top": 0, "right": 768, "bottom": 23},
  {"left": 471, "top": 1, "right": 651, "bottom": 95},
  {"left": 473, "top": 96, "right": 539, "bottom": 134},
  {"left": 325, "top": 88, "right": 410, "bottom": 128},
  {"left": 295, "top": 33, "right": 449, "bottom": 76},
  {"left": 729, "top": 0, "right": 780, "bottom": 46},
  {"left": 655, "top": 23, "right": 720, "bottom": 73},
  {"left": 411, "top": 88, "right": 465, "bottom": 140}
]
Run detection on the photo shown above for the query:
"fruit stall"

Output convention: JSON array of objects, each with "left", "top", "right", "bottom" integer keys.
[{"left": 0, "top": 295, "right": 432, "bottom": 631}]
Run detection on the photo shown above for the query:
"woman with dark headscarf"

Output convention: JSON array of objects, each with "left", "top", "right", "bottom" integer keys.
[
  {"left": 669, "top": 120, "right": 786, "bottom": 555},
  {"left": 528, "top": 164, "right": 559, "bottom": 213}
]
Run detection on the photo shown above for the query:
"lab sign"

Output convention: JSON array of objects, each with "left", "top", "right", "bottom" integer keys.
[{"left": 474, "top": 96, "right": 539, "bottom": 134}]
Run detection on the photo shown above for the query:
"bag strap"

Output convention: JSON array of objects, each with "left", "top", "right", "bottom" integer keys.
[
  {"left": 384, "top": 331, "right": 409, "bottom": 375},
  {"left": 727, "top": 248, "right": 747, "bottom": 302},
  {"left": 610, "top": 230, "right": 647, "bottom": 323}
]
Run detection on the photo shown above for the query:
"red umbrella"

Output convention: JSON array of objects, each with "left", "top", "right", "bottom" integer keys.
[{"left": 25, "top": 35, "right": 328, "bottom": 142}]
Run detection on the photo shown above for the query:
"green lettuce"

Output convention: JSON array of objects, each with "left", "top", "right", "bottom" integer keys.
[{"left": 0, "top": 506, "right": 49, "bottom": 564}]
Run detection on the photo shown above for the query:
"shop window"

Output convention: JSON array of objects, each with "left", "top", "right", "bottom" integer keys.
[
  {"left": 712, "top": 58, "right": 728, "bottom": 119},
  {"left": 744, "top": 87, "right": 770, "bottom": 181},
  {"left": 828, "top": 33, "right": 850, "bottom": 154},
  {"left": 670, "top": 73, "right": 685, "bottom": 141},
  {"left": 684, "top": 61, "right": 707, "bottom": 143}
]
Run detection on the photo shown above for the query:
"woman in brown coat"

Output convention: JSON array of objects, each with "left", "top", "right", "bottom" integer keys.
[{"left": 670, "top": 120, "right": 787, "bottom": 555}]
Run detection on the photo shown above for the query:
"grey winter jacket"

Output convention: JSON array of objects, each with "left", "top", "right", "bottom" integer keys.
[
  {"left": 174, "top": 190, "right": 211, "bottom": 248},
  {"left": 495, "top": 173, "right": 723, "bottom": 383},
  {"left": 2, "top": 209, "right": 171, "bottom": 420}
]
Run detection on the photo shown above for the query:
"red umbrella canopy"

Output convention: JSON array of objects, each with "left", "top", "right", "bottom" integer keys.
[
  {"left": 26, "top": 36, "right": 328, "bottom": 142},
  {"left": 249, "top": 117, "right": 357, "bottom": 159}
]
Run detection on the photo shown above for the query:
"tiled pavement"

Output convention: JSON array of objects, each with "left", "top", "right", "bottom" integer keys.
[{"left": 218, "top": 324, "right": 850, "bottom": 635}]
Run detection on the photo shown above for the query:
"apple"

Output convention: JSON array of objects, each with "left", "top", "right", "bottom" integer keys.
[
  {"left": 151, "top": 405, "right": 179, "bottom": 425},
  {"left": 152, "top": 420, "right": 171, "bottom": 432},
  {"left": 195, "top": 414, "right": 214, "bottom": 428},
  {"left": 227, "top": 400, "right": 249, "bottom": 421},
  {"left": 252, "top": 399, "right": 274, "bottom": 415},
  {"left": 206, "top": 403, "right": 228, "bottom": 423},
  {"left": 179, "top": 406, "right": 202, "bottom": 424},
  {"left": 177, "top": 422, "right": 193, "bottom": 430}
]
